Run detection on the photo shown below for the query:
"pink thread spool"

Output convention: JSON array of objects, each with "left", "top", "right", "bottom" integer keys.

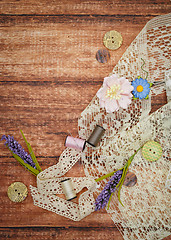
[{"left": 65, "top": 136, "right": 86, "bottom": 151}]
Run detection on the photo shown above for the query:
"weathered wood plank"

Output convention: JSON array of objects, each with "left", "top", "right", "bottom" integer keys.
[
  {"left": 0, "top": 0, "right": 170, "bottom": 16},
  {"left": 0, "top": 227, "right": 170, "bottom": 240},
  {"left": 0, "top": 15, "right": 153, "bottom": 81},
  {"left": 0, "top": 82, "right": 98, "bottom": 156},
  {"left": 0, "top": 227, "right": 123, "bottom": 240}
]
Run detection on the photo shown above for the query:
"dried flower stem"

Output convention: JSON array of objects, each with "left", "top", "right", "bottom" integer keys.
[
  {"left": 95, "top": 146, "right": 142, "bottom": 210},
  {"left": 1, "top": 131, "right": 42, "bottom": 176}
]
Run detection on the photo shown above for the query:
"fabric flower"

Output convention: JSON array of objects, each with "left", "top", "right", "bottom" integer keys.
[
  {"left": 97, "top": 74, "right": 134, "bottom": 113},
  {"left": 131, "top": 77, "right": 151, "bottom": 99},
  {"left": 1, "top": 135, "right": 36, "bottom": 168},
  {"left": 95, "top": 170, "right": 123, "bottom": 211}
]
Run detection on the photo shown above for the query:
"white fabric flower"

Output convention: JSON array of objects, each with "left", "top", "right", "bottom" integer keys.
[{"left": 97, "top": 74, "right": 134, "bottom": 113}]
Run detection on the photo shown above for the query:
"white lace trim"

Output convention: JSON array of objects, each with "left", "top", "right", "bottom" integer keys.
[{"left": 30, "top": 148, "right": 96, "bottom": 221}]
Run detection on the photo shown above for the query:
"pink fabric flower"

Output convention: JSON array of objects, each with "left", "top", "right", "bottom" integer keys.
[{"left": 97, "top": 74, "right": 134, "bottom": 113}]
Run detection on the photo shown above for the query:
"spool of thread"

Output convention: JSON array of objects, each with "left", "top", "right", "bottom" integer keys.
[
  {"left": 86, "top": 125, "right": 105, "bottom": 147},
  {"left": 60, "top": 178, "right": 77, "bottom": 201},
  {"left": 65, "top": 136, "right": 86, "bottom": 151}
]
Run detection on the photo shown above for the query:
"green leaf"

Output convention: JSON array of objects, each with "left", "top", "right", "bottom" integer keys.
[
  {"left": 15, "top": 158, "right": 37, "bottom": 176},
  {"left": 145, "top": 95, "right": 149, "bottom": 100},
  {"left": 95, "top": 167, "right": 123, "bottom": 182},
  {"left": 133, "top": 96, "right": 138, "bottom": 100},
  {"left": 117, "top": 166, "right": 129, "bottom": 207},
  {"left": 107, "top": 192, "right": 114, "bottom": 210},
  {"left": 128, "top": 146, "right": 142, "bottom": 164},
  {"left": 117, "top": 146, "right": 143, "bottom": 206},
  {"left": 20, "top": 130, "right": 42, "bottom": 172},
  {"left": 149, "top": 82, "right": 153, "bottom": 87},
  {"left": 9, "top": 150, "right": 40, "bottom": 176}
]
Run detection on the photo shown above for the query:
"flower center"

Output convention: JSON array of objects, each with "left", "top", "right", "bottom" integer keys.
[
  {"left": 136, "top": 85, "right": 143, "bottom": 92},
  {"left": 106, "top": 84, "right": 122, "bottom": 100}
]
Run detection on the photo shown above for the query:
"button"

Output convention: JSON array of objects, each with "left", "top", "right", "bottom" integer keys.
[
  {"left": 96, "top": 49, "right": 110, "bottom": 63},
  {"left": 142, "top": 141, "right": 162, "bottom": 162},
  {"left": 7, "top": 182, "right": 28, "bottom": 202},
  {"left": 123, "top": 172, "right": 137, "bottom": 187},
  {"left": 103, "top": 30, "right": 123, "bottom": 50}
]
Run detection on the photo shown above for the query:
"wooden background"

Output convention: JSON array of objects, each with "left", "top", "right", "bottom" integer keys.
[{"left": 0, "top": 1, "right": 170, "bottom": 239}]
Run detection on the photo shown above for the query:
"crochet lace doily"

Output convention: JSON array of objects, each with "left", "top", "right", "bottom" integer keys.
[{"left": 30, "top": 13, "right": 171, "bottom": 240}]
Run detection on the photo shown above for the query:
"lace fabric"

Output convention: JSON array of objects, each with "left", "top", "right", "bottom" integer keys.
[
  {"left": 165, "top": 69, "right": 171, "bottom": 102},
  {"left": 165, "top": 70, "right": 171, "bottom": 191},
  {"left": 165, "top": 166, "right": 171, "bottom": 190},
  {"left": 30, "top": 13, "right": 171, "bottom": 239},
  {"left": 105, "top": 102, "right": 171, "bottom": 240}
]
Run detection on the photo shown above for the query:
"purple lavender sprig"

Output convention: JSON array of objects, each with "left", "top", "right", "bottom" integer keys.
[
  {"left": 95, "top": 170, "right": 123, "bottom": 211},
  {"left": 94, "top": 146, "right": 143, "bottom": 210},
  {"left": 1, "top": 135, "right": 36, "bottom": 168}
]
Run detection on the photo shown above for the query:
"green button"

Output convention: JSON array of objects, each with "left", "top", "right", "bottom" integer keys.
[{"left": 142, "top": 141, "right": 162, "bottom": 162}]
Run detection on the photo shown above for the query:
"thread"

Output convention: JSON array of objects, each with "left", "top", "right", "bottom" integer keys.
[
  {"left": 65, "top": 136, "right": 86, "bottom": 151},
  {"left": 60, "top": 178, "right": 77, "bottom": 201},
  {"left": 87, "top": 125, "right": 105, "bottom": 147},
  {"left": 141, "top": 58, "right": 149, "bottom": 80}
]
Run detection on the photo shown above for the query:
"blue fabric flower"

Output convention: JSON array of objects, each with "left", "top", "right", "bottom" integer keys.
[{"left": 131, "top": 77, "right": 150, "bottom": 99}]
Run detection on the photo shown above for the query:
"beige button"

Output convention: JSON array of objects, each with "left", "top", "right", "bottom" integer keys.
[
  {"left": 103, "top": 30, "right": 123, "bottom": 50},
  {"left": 123, "top": 172, "right": 137, "bottom": 187},
  {"left": 7, "top": 182, "right": 28, "bottom": 202}
]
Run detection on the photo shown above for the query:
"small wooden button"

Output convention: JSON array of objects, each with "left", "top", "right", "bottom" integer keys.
[
  {"left": 123, "top": 172, "right": 137, "bottom": 187},
  {"left": 142, "top": 141, "right": 162, "bottom": 162},
  {"left": 103, "top": 30, "right": 123, "bottom": 50},
  {"left": 7, "top": 182, "right": 28, "bottom": 202},
  {"left": 96, "top": 49, "right": 110, "bottom": 63}
]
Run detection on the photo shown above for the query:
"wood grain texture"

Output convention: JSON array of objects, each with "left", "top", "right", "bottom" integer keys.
[
  {"left": 0, "top": 0, "right": 170, "bottom": 15},
  {"left": 0, "top": 227, "right": 123, "bottom": 240},
  {"left": 0, "top": 15, "right": 152, "bottom": 82},
  {"left": 0, "top": 1, "right": 170, "bottom": 239}
]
